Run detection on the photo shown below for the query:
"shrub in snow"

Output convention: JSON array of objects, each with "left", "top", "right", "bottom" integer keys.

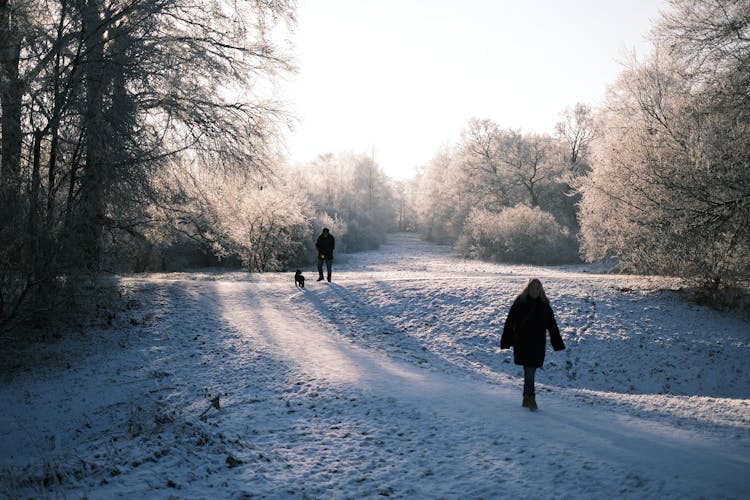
[{"left": 456, "top": 205, "right": 579, "bottom": 265}]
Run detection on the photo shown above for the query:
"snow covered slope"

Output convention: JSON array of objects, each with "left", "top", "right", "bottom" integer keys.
[{"left": 1, "top": 233, "right": 748, "bottom": 498}]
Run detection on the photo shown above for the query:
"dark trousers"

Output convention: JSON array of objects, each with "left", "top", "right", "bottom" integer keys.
[
  {"left": 523, "top": 366, "right": 537, "bottom": 397},
  {"left": 317, "top": 257, "right": 332, "bottom": 281}
]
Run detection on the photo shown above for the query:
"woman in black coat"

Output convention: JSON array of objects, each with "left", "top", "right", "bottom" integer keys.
[{"left": 500, "top": 278, "right": 565, "bottom": 411}]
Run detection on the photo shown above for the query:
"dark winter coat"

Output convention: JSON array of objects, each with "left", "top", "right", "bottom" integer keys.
[
  {"left": 316, "top": 233, "right": 335, "bottom": 260},
  {"left": 500, "top": 296, "right": 565, "bottom": 368}
]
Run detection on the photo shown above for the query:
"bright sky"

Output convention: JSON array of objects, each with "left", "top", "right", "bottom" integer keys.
[{"left": 282, "top": 0, "right": 666, "bottom": 180}]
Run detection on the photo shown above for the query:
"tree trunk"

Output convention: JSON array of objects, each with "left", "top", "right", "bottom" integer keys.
[
  {"left": 73, "top": 0, "right": 108, "bottom": 271},
  {"left": 27, "top": 130, "right": 43, "bottom": 274},
  {"left": 0, "top": 1, "right": 23, "bottom": 227}
]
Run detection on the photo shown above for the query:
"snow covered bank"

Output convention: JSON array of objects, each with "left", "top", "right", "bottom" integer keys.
[{"left": 1, "top": 233, "right": 748, "bottom": 498}]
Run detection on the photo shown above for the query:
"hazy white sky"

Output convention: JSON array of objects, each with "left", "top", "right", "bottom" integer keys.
[{"left": 282, "top": 0, "right": 667, "bottom": 179}]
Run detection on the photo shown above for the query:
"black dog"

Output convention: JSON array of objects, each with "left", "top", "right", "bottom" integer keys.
[{"left": 294, "top": 270, "right": 305, "bottom": 288}]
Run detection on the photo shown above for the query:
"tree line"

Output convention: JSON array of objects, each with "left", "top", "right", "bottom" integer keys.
[
  {"left": 2, "top": 0, "right": 747, "bottom": 329},
  {"left": 169, "top": 151, "right": 398, "bottom": 273},
  {"left": 410, "top": 0, "right": 749, "bottom": 295},
  {"left": 410, "top": 110, "right": 589, "bottom": 265},
  {"left": 0, "top": 0, "right": 297, "bottom": 326}
]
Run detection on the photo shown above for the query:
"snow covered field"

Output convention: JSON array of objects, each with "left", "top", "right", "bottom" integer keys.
[{"left": 1, "top": 232, "right": 749, "bottom": 498}]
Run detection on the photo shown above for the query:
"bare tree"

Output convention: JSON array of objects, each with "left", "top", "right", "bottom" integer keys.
[
  {"left": 499, "top": 131, "right": 559, "bottom": 209},
  {"left": 457, "top": 118, "right": 515, "bottom": 211},
  {"left": 555, "top": 103, "right": 594, "bottom": 174}
]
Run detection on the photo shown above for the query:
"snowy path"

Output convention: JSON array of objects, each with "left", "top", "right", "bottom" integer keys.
[
  {"left": 2, "top": 233, "right": 749, "bottom": 498},
  {"left": 215, "top": 277, "right": 749, "bottom": 499}
]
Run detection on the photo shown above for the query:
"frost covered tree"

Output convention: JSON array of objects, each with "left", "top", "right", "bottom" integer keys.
[
  {"left": 0, "top": 0, "right": 296, "bottom": 326},
  {"left": 413, "top": 145, "right": 467, "bottom": 243},
  {"left": 555, "top": 103, "right": 594, "bottom": 174},
  {"left": 553, "top": 103, "right": 595, "bottom": 230},
  {"left": 414, "top": 117, "right": 579, "bottom": 260},
  {"left": 292, "top": 151, "right": 397, "bottom": 252},
  {"left": 456, "top": 118, "right": 517, "bottom": 212},
  {"left": 499, "top": 131, "right": 563, "bottom": 210},
  {"left": 579, "top": 0, "right": 750, "bottom": 288},
  {"left": 155, "top": 164, "right": 312, "bottom": 272},
  {"left": 393, "top": 178, "right": 418, "bottom": 232}
]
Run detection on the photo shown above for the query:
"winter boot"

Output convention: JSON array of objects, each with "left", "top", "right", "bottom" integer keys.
[
  {"left": 528, "top": 396, "right": 538, "bottom": 412},
  {"left": 522, "top": 395, "right": 530, "bottom": 408},
  {"left": 317, "top": 274, "right": 324, "bottom": 281}
]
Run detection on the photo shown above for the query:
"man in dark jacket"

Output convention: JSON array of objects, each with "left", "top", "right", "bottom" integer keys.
[
  {"left": 315, "top": 228, "right": 335, "bottom": 282},
  {"left": 501, "top": 278, "right": 565, "bottom": 411}
]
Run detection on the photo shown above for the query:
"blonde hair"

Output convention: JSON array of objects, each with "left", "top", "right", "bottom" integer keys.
[{"left": 516, "top": 278, "right": 549, "bottom": 303}]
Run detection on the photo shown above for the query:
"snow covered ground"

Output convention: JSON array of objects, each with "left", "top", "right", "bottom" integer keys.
[{"left": 1, "top": 232, "right": 749, "bottom": 499}]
